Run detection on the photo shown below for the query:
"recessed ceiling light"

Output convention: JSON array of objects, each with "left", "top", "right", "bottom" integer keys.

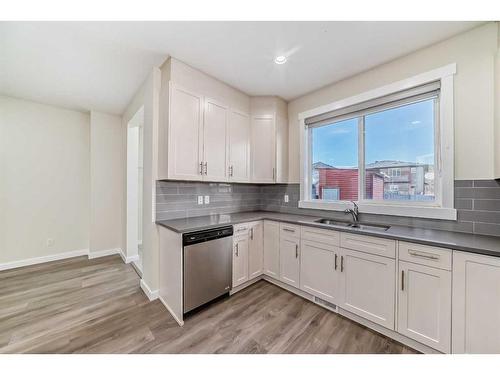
[{"left": 274, "top": 55, "right": 287, "bottom": 65}]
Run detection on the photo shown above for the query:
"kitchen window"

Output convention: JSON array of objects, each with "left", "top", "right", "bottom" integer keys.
[{"left": 299, "top": 64, "right": 457, "bottom": 220}]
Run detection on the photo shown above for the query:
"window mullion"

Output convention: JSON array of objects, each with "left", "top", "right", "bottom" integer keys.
[{"left": 358, "top": 116, "right": 365, "bottom": 202}]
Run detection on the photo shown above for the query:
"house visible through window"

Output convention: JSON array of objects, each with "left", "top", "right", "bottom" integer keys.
[{"left": 307, "top": 82, "right": 438, "bottom": 204}]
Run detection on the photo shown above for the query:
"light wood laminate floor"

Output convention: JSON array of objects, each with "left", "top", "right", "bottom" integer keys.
[{"left": 0, "top": 255, "right": 417, "bottom": 354}]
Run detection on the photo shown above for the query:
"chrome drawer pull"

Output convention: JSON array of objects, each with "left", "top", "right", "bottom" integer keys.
[
  {"left": 235, "top": 243, "right": 239, "bottom": 257},
  {"left": 283, "top": 228, "right": 295, "bottom": 233},
  {"left": 295, "top": 244, "right": 299, "bottom": 258},
  {"left": 408, "top": 250, "right": 439, "bottom": 260},
  {"left": 334, "top": 254, "right": 338, "bottom": 270}
]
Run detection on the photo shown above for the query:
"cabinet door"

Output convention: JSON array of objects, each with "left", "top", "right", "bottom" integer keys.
[
  {"left": 300, "top": 239, "right": 339, "bottom": 303},
  {"left": 263, "top": 221, "right": 280, "bottom": 278},
  {"left": 232, "top": 236, "right": 249, "bottom": 288},
  {"left": 228, "top": 110, "right": 250, "bottom": 182},
  {"left": 203, "top": 98, "right": 228, "bottom": 182},
  {"left": 280, "top": 236, "right": 300, "bottom": 288},
  {"left": 168, "top": 84, "right": 203, "bottom": 180},
  {"left": 398, "top": 261, "right": 451, "bottom": 353},
  {"left": 248, "top": 221, "right": 264, "bottom": 279},
  {"left": 338, "top": 248, "right": 395, "bottom": 330},
  {"left": 453, "top": 251, "right": 500, "bottom": 353},
  {"left": 251, "top": 116, "right": 276, "bottom": 183}
]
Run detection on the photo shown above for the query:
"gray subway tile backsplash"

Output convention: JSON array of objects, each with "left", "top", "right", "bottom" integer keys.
[{"left": 156, "top": 179, "right": 500, "bottom": 237}]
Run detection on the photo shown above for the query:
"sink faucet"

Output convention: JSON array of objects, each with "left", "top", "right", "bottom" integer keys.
[{"left": 344, "top": 201, "right": 359, "bottom": 226}]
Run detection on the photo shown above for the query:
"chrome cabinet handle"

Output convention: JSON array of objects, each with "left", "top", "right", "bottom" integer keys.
[
  {"left": 408, "top": 250, "right": 439, "bottom": 260},
  {"left": 283, "top": 228, "right": 295, "bottom": 233},
  {"left": 235, "top": 243, "right": 239, "bottom": 257},
  {"left": 203, "top": 162, "right": 208, "bottom": 175},
  {"left": 340, "top": 256, "right": 344, "bottom": 272},
  {"left": 250, "top": 228, "right": 254, "bottom": 240},
  {"left": 295, "top": 244, "right": 299, "bottom": 258},
  {"left": 401, "top": 270, "right": 405, "bottom": 291},
  {"left": 199, "top": 162, "right": 203, "bottom": 175},
  {"left": 334, "top": 254, "right": 338, "bottom": 270},
  {"left": 272, "top": 167, "right": 275, "bottom": 181}
]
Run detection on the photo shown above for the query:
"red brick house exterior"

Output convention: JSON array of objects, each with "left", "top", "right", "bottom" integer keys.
[{"left": 315, "top": 167, "right": 384, "bottom": 200}]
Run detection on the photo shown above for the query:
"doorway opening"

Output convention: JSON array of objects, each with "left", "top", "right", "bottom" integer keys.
[{"left": 127, "top": 106, "right": 144, "bottom": 272}]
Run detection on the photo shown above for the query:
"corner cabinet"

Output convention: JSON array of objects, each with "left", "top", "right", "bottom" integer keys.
[
  {"left": 263, "top": 220, "right": 280, "bottom": 278},
  {"left": 452, "top": 250, "right": 500, "bottom": 353},
  {"left": 248, "top": 221, "right": 264, "bottom": 279},
  {"left": 251, "top": 115, "right": 276, "bottom": 183}
]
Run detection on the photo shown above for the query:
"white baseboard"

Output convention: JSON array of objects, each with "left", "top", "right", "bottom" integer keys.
[
  {"left": 88, "top": 248, "right": 121, "bottom": 259},
  {"left": 118, "top": 249, "right": 139, "bottom": 264},
  {"left": 159, "top": 296, "right": 184, "bottom": 326},
  {"left": 0, "top": 248, "right": 89, "bottom": 271},
  {"left": 140, "top": 279, "right": 159, "bottom": 301}
]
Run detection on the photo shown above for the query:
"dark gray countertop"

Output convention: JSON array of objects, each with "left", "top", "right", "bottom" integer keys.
[{"left": 156, "top": 211, "right": 500, "bottom": 258}]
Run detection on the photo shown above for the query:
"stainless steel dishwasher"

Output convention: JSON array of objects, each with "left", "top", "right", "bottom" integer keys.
[{"left": 183, "top": 226, "right": 233, "bottom": 314}]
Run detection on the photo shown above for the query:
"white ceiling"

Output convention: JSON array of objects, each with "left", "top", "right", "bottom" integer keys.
[{"left": 0, "top": 21, "right": 482, "bottom": 115}]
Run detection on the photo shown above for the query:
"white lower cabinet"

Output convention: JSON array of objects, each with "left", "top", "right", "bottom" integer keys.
[
  {"left": 397, "top": 261, "right": 451, "bottom": 353},
  {"left": 263, "top": 221, "right": 280, "bottom": 278},
  {"left": 452, "top": 251, "right": 500, "bottom": 353},
  {"left": 232, "top": 235, "right": 249, "bottom": 288},
  {"left": 300, "top": 239, "right": 339, "bottom": 303},
  {"left": 338, "top": 248, "right": 396, "bottom": 330},
  {"left": 248, "top": 221, "right": 264, "bottom": 279},
  {"left": 279, "top": 235, "right": 300, "bottom": 288}
]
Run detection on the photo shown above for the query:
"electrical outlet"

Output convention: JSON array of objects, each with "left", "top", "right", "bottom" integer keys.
[
  {"left": 204, "top": 195, "right": 210, "bottom": 204},
  {"left": 46, "top": 238, "right": 54, "bottom": 247},
  {"left": 197, "top": 196, "right": 204, "bottom": 205},
  {"left": 284, "top": 194, "right": 289, "bottom": 203}
]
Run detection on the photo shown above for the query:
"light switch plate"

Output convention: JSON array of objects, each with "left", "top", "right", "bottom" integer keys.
[
  {"left": 197, "top": 196, "right": 203, "bottom": 205},
  {"left": 204, "top": 195, "right": 210, "bottom": 204},
  {"left": 284, "top": 194, "right": 289, "bottom": 203}
]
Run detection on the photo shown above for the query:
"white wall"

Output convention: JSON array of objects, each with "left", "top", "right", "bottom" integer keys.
[
  {"left": 89, "top": 111, "right": 124, "bottom": 255},
  {"left": 288, "top": 22, "right": 499, "bottom": 182},
  {"left": 122, "top": 67, "right": 161, "bottom": 291},
  {"left": 0, "top": 96, "right": 90, "bottom": 265}
]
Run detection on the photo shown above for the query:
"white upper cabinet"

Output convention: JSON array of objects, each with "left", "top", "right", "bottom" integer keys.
[
  {"left": 398, "top": 261, "right": 451, "bottom": 353},
  {"left": 250, "top": 97, "right": 288, "bottom": 184},
  {"left": 167, "top": 84, "right": 204, "bottom": 180},
  {"left": 338, "top": 248, "right": 396, "bottom": 330},
  {"left": 159, "top": 61, "right": 288, "bottom": 184},
  {"left": 251, "top": 115, "right": 276, "bottom": 183},
  {"left": 228, "top": 110, "right": 250, "bottom": 182},
  {"left": 453, "top": 251, "right": 500, "bottom": 353},
  {"left": 203, "top": 98, "right": 229, "bottom": 181}
]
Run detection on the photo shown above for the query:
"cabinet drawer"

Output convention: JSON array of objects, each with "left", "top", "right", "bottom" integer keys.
[
  {"left": 340, "top": 233, "right": 396, "bottom": 258},
  {"left": 301, "top": 226, "right": 340, "bottom": 246},
  {"left": 399, "top": 242, "right": 452, "bottom": 270},
  {"left": 280, "top": 223, "right": 301, "bottom": 238},
  {"left": 233, "top": 223, "right": 249, "bottom": 237}
]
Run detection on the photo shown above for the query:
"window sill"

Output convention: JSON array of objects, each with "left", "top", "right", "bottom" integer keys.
[{"left": 298, "top": 200, "right": 457, "bottom": 221}]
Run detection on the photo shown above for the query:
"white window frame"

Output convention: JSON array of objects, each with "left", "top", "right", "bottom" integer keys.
[{"left": 298, "top": 64, "right": 457, "bottom": 221}]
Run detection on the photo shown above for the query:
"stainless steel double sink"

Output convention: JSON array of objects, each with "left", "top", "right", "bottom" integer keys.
[{"left": 314, "top": 218, "right": 391, "bottom": 232}]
